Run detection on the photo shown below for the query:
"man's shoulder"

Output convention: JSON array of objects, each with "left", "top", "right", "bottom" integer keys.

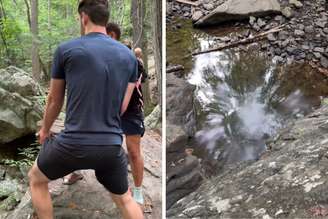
[{"left": 57, "top": 37, "right": 84, "bottom": 50}]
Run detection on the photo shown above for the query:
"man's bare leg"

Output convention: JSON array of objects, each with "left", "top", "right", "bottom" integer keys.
[
  {"left": 111, "top": 192, "right": 143, "bottom": 219},
  {"left": 126, "top": 135, "right": 143, "bottom": 187},
  {"left": 28, "top": 163, "right": 53, "bottom": 219}
]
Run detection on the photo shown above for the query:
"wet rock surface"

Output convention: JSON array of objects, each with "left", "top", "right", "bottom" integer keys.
[
  {"left": 167, "top": 0, "right": 328, "bottom": 70},
  {"left": 168, "top": 103, "right": 328, "bottom": 218},
  {"left": 166, "top": 69, "right": 196, "bottom": 146},
  {"left": 166, "top": 151, "right": 203, "bottom": 210}
]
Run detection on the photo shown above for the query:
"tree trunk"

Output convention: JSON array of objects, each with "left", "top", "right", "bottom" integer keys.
[
  {"left": 0, "top": 0, "right": 10, "bottom": 64},
  {"left": 31, "top": 0, "right": 41, "bottom": 81},
  {"left": 47, "top": 0, "right": 52, "bottom": 79},
  {"left": 131, "top": 0, "right": 152, "bottom": 114},
  {"left": 131, "top": 0, "right": 144, "bottom": 49},
  {"left": 24, "top": 0, "right": 31, "bottom": 27},
  {"left": 152, "top": 0, "right": 162, "bottom": 112}
]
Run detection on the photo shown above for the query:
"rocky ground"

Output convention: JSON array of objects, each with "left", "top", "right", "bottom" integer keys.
[
  {"left": 168, "top": 101, "right": 328, "bottom": 218},
  {"left": 167, "top": 0, "right": 328, "bottom": 71},
  {"left": 0, "top": 128, "right": 162, "bottom": 219}
]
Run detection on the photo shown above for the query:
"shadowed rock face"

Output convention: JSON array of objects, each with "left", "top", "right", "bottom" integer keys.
[
  {"left": 166, "top": 154, "right": 203, "bottom": 210},
  {"left": 194, "top": 0, "right": 281, "bottom": 27},
  {"left": 167, "top": 103, "right": 328, "bottom": 218},
  {"left": 166, "top": 72, "right": 196, "bottom": 146}
]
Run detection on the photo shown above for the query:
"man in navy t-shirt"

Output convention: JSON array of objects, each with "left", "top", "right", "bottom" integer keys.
[{"left": 27, "top": 0, "right": 143, "bottom": 218}]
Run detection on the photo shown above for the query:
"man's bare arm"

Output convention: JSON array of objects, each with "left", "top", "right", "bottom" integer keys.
[
  {"left": 39, "top": 79, "right": 65, "bottom": 144},
  {"left": 121, "top": 82, "right": 136, "bottom": 115}
]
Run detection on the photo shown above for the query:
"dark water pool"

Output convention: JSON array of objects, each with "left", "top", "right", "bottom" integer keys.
[{"left": 167, "top": 19, "right": 328, "bottom": 175}]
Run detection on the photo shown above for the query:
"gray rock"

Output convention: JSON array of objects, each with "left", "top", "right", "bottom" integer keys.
[
  {"left": 203, "top": 3, "right": 215, "bottom": 11},
  {"left": 278, "top": 31, "right": 289, "bottom": 40},
  {"left": 0, "top": 66, "right": 43, "bottom": 144},
  {"left": 286, "top": 46, "right": 296, "bottom": 54},
  {"left": 316, "top": 21, "right": 327, "bottom": 28},
  {"left": 289, "top": 0, "right": 303, "bottom": 8},
  {"left": 298, "top": 24, "right": 304, "bottom": 30},
  {"left": 282, "top": 7, "right": 293, "bottom": 18},
  {"left": 281, "top": 39, "right": 290, "bottom": 47},
  {"left": 294, "top": 29, "right": 305, "bottom": 36},
  {"left": 221, "top": 36, "right": 231, "bottom": 42},
  {"left": 304, "top": 26, "right": 314, "bottom": 33},
  {"left": 274, "top": 48, "right": 282, "bottom": 55},
  {"left": 0, "top": 178, "right": 23, "bottom": 211},
  {"left": 0, "top": 180, "right": 19, "bottom": 200},
  {"left": 249, "top": 16, "right": 256, "bottom": 26},
  {"left": 257, "top": 18, "right": 266, "bottom": 28},
  {"left": 313, "top": 52, "right": 322, "bottom": 59},
  {"left": 194, "top": 0, "right": 281, "bottom": 27},
  {"left": 192, "top": 11, "right": 204, "bottom": 22},
  {"left": 314, "top": 47, "right": 325, "bottom": 53},
  {"left": 168, "top": 105, "right": 328, "bottom": 218},
  {"left": 274, "top": 15, "right": 284, "bottom": 22},
  {"left": 323, "top": 28, "right": 328, "bottom": 34},
  {"left": 144, "top": 105, "right": 161, "bottom": 130},
  {"left": 321, "top": 56, "right": 328, "bottom": 68},
  {"left": 267, "top": 33, "right": 276, "bottom": 41}
]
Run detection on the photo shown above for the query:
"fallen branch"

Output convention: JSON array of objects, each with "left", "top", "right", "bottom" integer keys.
[
  {"left": 175, "top": 0, "right": 200, "bottom": 7},
  {"left": 166, "top": 64, "right": 184, "bottom": 73},
  {"left": 192, "top": 24, "right": 286, "bottom": 56}
]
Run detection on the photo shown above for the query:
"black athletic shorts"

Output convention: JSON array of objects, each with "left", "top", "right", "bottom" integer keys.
[
  {"left": 121, "top": 115, "right": 145, "bottom": 137},
  {"left": 37, "top": 137, "right": 128, "bottom": 195}
]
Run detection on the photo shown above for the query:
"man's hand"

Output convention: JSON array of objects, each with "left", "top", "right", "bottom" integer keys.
[
  {"left": 38, "top": 128, "right": 51, "bottom": 145},
  {"left": 39, "top": 79, "right": 65, "bottom": 143}
]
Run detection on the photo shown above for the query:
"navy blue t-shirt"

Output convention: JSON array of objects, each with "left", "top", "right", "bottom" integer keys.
[{"left": 51, "top": 32, "right": 138, "bottom": 146}]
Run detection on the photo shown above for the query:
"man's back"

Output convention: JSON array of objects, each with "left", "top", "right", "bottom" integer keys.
[{"left": 52, "top": 32, "right": 138, "bottom": 146}]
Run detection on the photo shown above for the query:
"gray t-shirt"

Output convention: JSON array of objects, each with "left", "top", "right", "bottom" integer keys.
[{"left": 51, "top": 32, "right": 138, "bottom": 146}]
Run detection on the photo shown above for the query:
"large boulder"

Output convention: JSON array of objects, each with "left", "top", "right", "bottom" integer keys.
[
  {"left": 0, "top": 66, "right": 43, "bottom": 144},
  {"left": 166, "top": 70, "right": 196, "bottom": 147},
  {"left": 167, "top": 104, "right": 328, "bottom": 218},
  {"left": 194, "top": 0, "right": 281, "bottom": 27},
  {"left": 144, "top": 105, "right": 161, "bottom": 131}
]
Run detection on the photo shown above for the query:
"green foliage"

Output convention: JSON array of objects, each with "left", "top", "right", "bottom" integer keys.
[
  {"left": 0, "top": 0, "right": 153, "bottom": 73},
  {"left": 322, "top": 98, "right": 328, "bottom": 106},
  {"left": 34, "top": 95, "right": 47, "bottom": 107},
  {"left": 3, "top": 144, "right": 40, "bottom": 168}
]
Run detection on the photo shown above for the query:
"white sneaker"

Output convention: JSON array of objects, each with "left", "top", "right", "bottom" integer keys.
[{"left": 132, "top": 187, "right": 144, "bottom": 205}]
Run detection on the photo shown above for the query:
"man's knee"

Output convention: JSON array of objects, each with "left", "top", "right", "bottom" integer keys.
[
  {"left": 126, "top": 137, "right": 141, "bottom": 160},
  {"left": 111, "top": 192, "right": 134, "bottom": 208},
  {"left": 28, "top": 164, "right": 49, "bottom": 186}
]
